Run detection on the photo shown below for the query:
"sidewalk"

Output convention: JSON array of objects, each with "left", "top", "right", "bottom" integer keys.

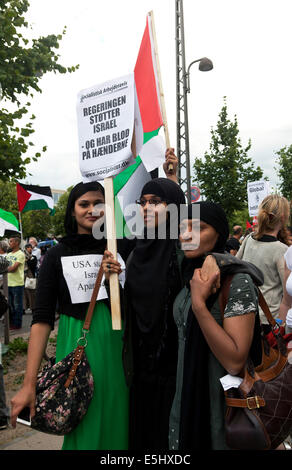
[
  {"left": 1, "top": 311, "right": 61, "bottom": 451},
  {"left": 0, "top": 429, "right": 63, "bottom": 450}
]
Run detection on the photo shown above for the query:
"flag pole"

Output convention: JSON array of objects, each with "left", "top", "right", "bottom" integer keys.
[
  {"left": 18, "top": 211, "right": 23, "bottom": 242},
  {"left": 148, "top": 10, "right": 173, "bottom": 171},
  {"left": 104, "top": 177, "right": 121, "bottom": 330}
]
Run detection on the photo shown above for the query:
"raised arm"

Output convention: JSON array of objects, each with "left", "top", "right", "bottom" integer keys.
[{"left": 190, "top": 269, "right": 255, "bottom": 375}]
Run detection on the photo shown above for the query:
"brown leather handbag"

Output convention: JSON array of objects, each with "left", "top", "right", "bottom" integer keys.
[{"left": 220, "top": 276, "right": 292, "bottom": 450}]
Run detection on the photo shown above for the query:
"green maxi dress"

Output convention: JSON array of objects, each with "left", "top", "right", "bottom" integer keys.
[{"left": 55, "top": 301, "right": 129, "bottom": 450}]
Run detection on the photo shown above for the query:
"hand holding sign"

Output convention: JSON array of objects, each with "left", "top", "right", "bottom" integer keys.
[{"left": 102, "top": 250, "right": 122, "bottom": 280}]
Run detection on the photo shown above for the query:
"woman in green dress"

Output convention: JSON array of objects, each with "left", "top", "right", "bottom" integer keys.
[{"left": 10, "top": 181, "right": 129, "bottom": 450}]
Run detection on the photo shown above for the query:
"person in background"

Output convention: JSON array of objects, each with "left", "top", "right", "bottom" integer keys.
[
  {"left": 0, "top": 241, "right": 9, "bottom": 295},
  {"left": 286, "top": 226, "right": 292, "bottom": 245},
  {"left": 23, "top": 243, "right": 37, "bottom": 314},
  {"left": 0, "top": 240, "right": 9, "bottom": 430},
  {"left": 225, "top": 237, "right": 240, "bottom": 256},
  {"left": 236, "top": 194, "right": 290, "bottom": 327},
  {"left": 279, "top": 244, "right": 292, "bottom": 333},
  {"left": 230, "top": 225, "right": 243, "bottom": 251},
  {"left": 0, "top": 345, "right": 9, "bottom": 431},
  {"left": 6, "top": 237, "right": 25, "bottom": 330},
  {"left": 28, "top": 237, "right": 41, "bottom": 272},
  {"left": 244, "top": 226, "right": 253, "bottom": 238}
]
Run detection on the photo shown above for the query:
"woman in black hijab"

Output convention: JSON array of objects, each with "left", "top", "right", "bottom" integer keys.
[
  {"left": 169, "top": 201, "right": 262, "bottom": 450},
  {"left": 11, "top": 182, "right": 129, "bottom": 450},
  {"left": 122, "top": 177, "right": 186, "bottom": 450}
]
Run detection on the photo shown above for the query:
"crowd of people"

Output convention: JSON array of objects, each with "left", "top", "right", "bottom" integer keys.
[{"left": 0, "top": 150, "right": 291, "bottom": 450}]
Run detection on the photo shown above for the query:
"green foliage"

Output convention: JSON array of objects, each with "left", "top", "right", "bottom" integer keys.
[
  {"left": 21, "top": 208, "right": 52, "bottom": 239},
  {"left": 193, "top": 97, "right": 264, "bottom": 221},
  {"left": 228, "top": 206, "right": 251, "bottom": 233},
  {"left": 52, "top": 186, "right": 72, "bottom": 236},
  {"left": 0, "top": 0, "right": 78, "bottom": 181},
  {"left": 275, "top": 144, "right": 292, "bottom": 200}
]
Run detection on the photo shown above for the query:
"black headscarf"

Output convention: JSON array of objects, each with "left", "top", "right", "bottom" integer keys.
[
  {"left": 126, "top": 178, "right": 186, "bottom": 343},
  {"left": 180, "top": 201, "right": 229, "bottom": 285},
  {"left": 60, "top": 181, "right": 107, "bottom": 254}
]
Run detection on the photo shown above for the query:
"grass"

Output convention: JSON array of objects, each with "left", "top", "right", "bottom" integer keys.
[{"left": 2, "top": 337, "right": 28, "bottom": 374}]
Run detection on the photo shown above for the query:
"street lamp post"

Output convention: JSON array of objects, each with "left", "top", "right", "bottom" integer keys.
[
  {"left": 183, "top": 57, "right": 213, "bottom": 203},
  {"left": 176, "top": 0, "right": 213, "bottom": 204}
]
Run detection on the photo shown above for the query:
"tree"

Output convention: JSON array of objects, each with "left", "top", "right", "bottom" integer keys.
[
  {"left": 275, "top": 144, "right": 292, "bottom": 199},
  {"left": 52, "top": 186, "right": 72, "bottom": 237},
  {"left": 192, "top": 97, "right": 264, "bottom": 221},
  {"left": 0, "top": 0, "right": 78, "bottom": 181}
]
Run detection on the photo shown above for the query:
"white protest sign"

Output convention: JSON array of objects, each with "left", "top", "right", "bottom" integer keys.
[
  {"left": 247, "top": 180, "right": 270, "bottom": 217},
  {"left": 61, "top": 254, "right": 125, "bottom": 304},
  {"left": 77, "top": 74, "right": 138, "bottom": 182}
]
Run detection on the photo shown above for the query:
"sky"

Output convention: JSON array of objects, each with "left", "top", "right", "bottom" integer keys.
[{"left": 14, "top": 0, "right": 292, "bottom": 192}]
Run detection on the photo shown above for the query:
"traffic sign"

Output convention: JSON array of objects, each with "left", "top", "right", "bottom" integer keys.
[{"left": 191, "top": 186, "right": 200, "bottom": 203}]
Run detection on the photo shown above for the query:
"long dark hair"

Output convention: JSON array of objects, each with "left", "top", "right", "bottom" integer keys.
[{"left": 64, "top": 181, "right": 105, "bottom": 235}]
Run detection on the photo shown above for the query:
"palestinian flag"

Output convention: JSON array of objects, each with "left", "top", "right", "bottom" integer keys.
[
  {"left": 114, "top": 12, "right": 165, "bottom": 238},
  {"left": 16, "top": 182, "right": 55, "bottom": 215},
  {"left": 0, "top": 208, "right": 20, "bottom": 236}
]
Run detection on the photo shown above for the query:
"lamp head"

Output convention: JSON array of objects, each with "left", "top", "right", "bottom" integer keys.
[{"left": 199, "top": 57, "right": 213, "bottom": 72}]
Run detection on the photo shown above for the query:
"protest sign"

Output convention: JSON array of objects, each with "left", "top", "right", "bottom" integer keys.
[
  {"left": 61, "top": 254, "right": 125, "bottom": 305},
  {"left": 77, "top": 74, "right": 141, "bottom": 182},
  {"left": 247, "top": 180, "right": 270, "bottom": 217}
]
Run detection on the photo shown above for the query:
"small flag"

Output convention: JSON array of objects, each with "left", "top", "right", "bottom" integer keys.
[
  {"left": 16, "top": 183, "right": 55, "bottom": 215},
  {"left": 114, "top": 12, "right": 165, "bottom": 237},
  {"left": 246, "top": 220, "right": 252, "bottom": 229},
  {"left": 0, "top": 208, "right": 20, "bottom": 236},
  {"left": 252, "top": 216, "right": 258, "bottom": 226}
]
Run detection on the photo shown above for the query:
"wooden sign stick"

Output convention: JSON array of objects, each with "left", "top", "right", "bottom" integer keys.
[{"left": 104, "top": 177, "right": 121, "bottom": 330}]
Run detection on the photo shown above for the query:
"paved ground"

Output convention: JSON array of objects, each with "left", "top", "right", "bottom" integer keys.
[
  {"left": 0, "top": 428, "right": 63, "bottom": 450},
  {"left": 1, "top": 311, "right": 63, "bottom": 450}
]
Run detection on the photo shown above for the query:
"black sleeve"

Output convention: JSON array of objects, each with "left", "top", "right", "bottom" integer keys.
[{"left": 31, "top": 249, "right": 58, "bottom": 330}]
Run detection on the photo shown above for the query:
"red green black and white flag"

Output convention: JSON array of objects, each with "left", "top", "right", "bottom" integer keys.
[
  {"left": 16, "top": 182, "right": 55, "bottom": 215},
  {"left": 114, "top": 12, "right": 166, "bottom": 237},
  {"left": 0, "top": 208, "right": 20, "bottom": 236}
]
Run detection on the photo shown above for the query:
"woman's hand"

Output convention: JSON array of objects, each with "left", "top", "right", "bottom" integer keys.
[
  {"left": 163, "top": 148, "right": 178, "bottom": 181},
  {"left": 201, "top": 255, "right": 220, "bottom": 293},
  {"left": 190, "top": 268, "right": 220, "bottom": 314},
  {"left": 10, "top": 384, "right": 36, "bottom": 428},
  {"left": 102, "top": 250, "right": 122, "bottom": 281}
]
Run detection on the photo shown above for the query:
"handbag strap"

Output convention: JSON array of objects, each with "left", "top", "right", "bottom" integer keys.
[
  {"left": 82, "top": 263, "right": 104, "bottom": 331},
  {"left": 64, "top": 263, "right": 104, "bottom": 388}
]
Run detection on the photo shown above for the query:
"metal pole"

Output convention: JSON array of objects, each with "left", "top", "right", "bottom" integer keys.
[{"left": 175, "top": 0, "right": 191, "bottom": 204}]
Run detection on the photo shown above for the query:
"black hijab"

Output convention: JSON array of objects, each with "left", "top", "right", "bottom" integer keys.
[
  {"left": 179, "top": 201, "right": 229, "bottom": 450},
  {"left": 60, "top": 181, "right": 107, "bottom": 254},
  {"left": 126, "top": 178, "right": 186, "bottom": 342},
  {"left": 180, "top": 201, "right": 230, "bottom": 285}
]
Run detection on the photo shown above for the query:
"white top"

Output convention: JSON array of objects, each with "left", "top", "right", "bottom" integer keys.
[
  {"left": 237, "top": 234, "right": 288, "bottom": 323},
  {"left": 284, "top": 246, "right": 292, "bottom": 327}
]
